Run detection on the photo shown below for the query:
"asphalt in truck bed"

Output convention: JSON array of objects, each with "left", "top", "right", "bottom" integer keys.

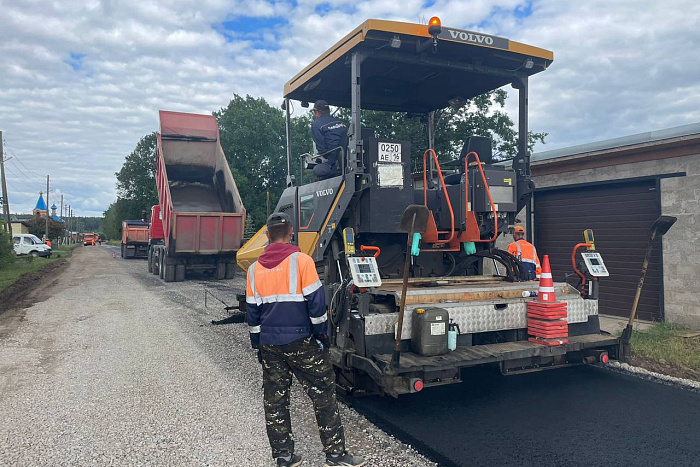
[{"left": 353, "top": 364, "right": 700, "bottom": 467}]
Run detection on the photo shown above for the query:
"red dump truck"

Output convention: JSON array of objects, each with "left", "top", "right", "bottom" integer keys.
[
  {"left": 148, "top": 111, "right": 246, "bottom": 282},
  {"left": 121, "top": 220, "right": 149, "bottom": 259}
]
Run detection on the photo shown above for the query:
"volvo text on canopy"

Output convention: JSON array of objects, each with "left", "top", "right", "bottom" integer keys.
[{"left": 237, "top": 18, "right": 619, "bottom": 397}]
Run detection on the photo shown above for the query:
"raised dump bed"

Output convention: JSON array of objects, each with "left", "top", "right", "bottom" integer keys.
[{"left": 148, "top": 111, "right": 246, "bottom": 282}]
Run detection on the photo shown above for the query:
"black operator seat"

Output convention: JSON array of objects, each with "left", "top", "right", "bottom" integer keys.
[{"left": 443, "top": 136, "right": 494, "bottom": 185}]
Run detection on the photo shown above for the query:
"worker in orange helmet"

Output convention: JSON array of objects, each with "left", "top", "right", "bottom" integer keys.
[{"left": 507, "top": 225, "right": 541, "bottom": 280}]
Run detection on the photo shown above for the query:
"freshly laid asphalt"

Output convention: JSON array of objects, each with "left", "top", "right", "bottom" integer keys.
[{"left": 353, "top": 364, "right": 700, "bottom": 467}]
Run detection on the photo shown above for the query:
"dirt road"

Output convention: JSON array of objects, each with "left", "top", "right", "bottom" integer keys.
[{"left": 0, "top": 246, "right": 430, "bottom": 466}]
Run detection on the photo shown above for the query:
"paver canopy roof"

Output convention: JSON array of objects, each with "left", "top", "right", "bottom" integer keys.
[{"left": 284, "top": 19, "right": 554, "bottom": 113}]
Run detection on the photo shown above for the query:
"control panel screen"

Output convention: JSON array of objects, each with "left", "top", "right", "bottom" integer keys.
[
  {"left": 348, "top": 256, "right": 382, "bottom": 287},
  {"left": 581, "top": 252, "right": 609, "bottom": 277}
]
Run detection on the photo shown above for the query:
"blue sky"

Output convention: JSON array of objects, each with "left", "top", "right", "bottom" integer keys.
[{"left": 1, "top": 0, "right": 699, "bottom": 216}]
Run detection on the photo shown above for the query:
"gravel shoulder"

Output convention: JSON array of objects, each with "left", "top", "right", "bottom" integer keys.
[{"left": 0, "top": 246, "right": 433, "bottom": 466}]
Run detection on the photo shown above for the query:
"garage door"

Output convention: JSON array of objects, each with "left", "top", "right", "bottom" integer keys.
[{"left": 534, "top": 180, "right": 662, "bottom": 321}]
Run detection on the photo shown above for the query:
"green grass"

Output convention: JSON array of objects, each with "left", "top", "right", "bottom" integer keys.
[
  {"left": 106, "top": 239, "right": 121, "bottom": 246},
  {"left": 630, "top": 322, "right": 700, "bottom": 372},
  {"left": 0, "top": 244, "right": 79, "bottom": 293}
]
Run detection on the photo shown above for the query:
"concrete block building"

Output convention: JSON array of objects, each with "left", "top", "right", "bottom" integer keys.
[{"left": 521, "top": 123, "right": 700, "bottom": 327}]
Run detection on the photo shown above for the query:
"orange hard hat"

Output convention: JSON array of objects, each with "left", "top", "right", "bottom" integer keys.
[{"left": 514, "top": 226, "right": 525, "bottom": 234}]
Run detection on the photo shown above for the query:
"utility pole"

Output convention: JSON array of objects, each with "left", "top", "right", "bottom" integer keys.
[
  {"left": 45, "top": 175, "right": 50, "bottom": 242},
  {"left": 60, "top": 194, "right": 64, "bottom": 244},
  {"left": 67, "top": 205, "right": 72, "bottom": 243},
  {"left": 0, "top": 131, "right": 12, "bottom": 235}
]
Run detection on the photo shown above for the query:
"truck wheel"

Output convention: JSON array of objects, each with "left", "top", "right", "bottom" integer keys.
[
  {"left": 121, "top": 244, "right": 125, "bottom": 258},
  {"left": 152, "top": 251, "right": 160, "bottom": 275},
  {"left": 159, "top": 254, "right": 165, "bottom": 279},
  {"left": 225, "top": 262, "right": 236, "bottom": 279},
  {"left": 215, "top": 262, "right": 226, "bottom": 280},
  {"left": 175, "top": 264, "right": 185, "bottom": 282},
  {"left": 163, "top": 263, "right": 175, "bottom": 282},
  {"left": 147, "top": 248, "right": 153, "bottom": 273}
]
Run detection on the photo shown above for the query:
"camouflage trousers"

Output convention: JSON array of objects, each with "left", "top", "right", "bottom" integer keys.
[{"left": 260, "top": 336, "right": 345, "bottom": 458}]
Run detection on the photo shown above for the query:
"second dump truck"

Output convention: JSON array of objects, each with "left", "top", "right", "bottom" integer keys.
[
  {"left": 121, "top": 220, "right": 149, "bottom": 259},
  {"left": 148, "top": 111, "right": 246, "bottom": 282}
]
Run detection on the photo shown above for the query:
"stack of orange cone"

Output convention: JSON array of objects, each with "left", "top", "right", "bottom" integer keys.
[{"left": 527, "top": 255, "right": 568, "bottom": 346}]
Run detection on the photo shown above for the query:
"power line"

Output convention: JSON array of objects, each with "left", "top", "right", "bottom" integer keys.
[
  {"left": 5, "top": 164, "right": 40, "bottom": 191},
  {"left": 2, "top": 140, "right": 46, "bottom": 181},
  {"left": 7, "top": 158, "right": 44, "bottom": 185}
]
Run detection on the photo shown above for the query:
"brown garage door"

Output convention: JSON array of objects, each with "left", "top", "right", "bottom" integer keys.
[{"left": 534, "top": 179, "right": 662, "bottom": 321}]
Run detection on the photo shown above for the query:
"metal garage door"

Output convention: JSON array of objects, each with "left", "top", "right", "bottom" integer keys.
[{"left": 534, "top": 180, "right": 662, "bottom": 321}]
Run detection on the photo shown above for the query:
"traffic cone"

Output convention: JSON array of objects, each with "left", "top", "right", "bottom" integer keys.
[
  {"left": 112, "top": 253, "right": 116, "bottom": 259},
  {"left": 526, "top": 254, "right": 568, "bottom": 346},
  {"left": 537, "top": 255, "right": 556, "bottom": 303}
]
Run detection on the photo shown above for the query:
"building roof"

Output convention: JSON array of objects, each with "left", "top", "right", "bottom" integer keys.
[
  {"left": 34, "top": 192, "right": 46, "bottom": 212},
  {"left": 532, "top": 122, "right": 700, "bottom": 163}
]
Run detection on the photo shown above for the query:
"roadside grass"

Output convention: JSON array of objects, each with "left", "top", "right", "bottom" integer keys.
[
  {"left": 0, "top": 244, "right": 79, "bottom": 293},
  {"left": 630, "top": 322, "right": 700, "bottom": 373},
  {"left": 106, "top": 240, "right": 120, "bottom": 246}
]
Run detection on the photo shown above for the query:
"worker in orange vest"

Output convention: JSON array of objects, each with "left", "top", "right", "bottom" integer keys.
[{"left": 507, "top": 225, "right": 541, "bottom": 280}]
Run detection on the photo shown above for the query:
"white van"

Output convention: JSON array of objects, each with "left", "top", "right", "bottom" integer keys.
[{"left": 12, "top": 234, "right": 52, "bottom": 258}]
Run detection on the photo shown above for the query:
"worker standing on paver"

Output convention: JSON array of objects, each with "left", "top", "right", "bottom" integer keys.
[
  {"left": 311, "top": 100, "right": 347, "bottom": 179},
  {"left": 508, "top": 225, "right": 542, "bottom": 280},
  {"left": 246, "top": 212, "right": 365, "bottom": 467}
]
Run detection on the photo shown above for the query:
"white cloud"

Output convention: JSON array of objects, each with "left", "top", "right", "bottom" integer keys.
[{"left": 1, "top": 0, "right": 699, "bottom": 216}]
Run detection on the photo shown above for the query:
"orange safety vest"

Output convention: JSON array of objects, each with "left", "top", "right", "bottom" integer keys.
[
  {"left": 507, "top": 239, "right": 542, "bottom": 279},
  {"left": 246, "top": 251, "right": 326, "bottom": 345}
]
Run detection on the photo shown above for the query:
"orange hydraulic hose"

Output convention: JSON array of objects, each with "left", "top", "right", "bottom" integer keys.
[
  {"left": 422, "top": 149, "right": 455, "bottom": 243},
  {"left": 463, "top": 151, "right": 498, "bottom": 243},
  {"left": 571, "top": 243, "right": 594, "bottom": 294},
  {"left": 360, "top": 245, "right": 381, "bottom": 258}
]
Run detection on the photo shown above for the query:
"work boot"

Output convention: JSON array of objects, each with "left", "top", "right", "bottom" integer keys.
[
  {"left": 276, "top": 453, "right": 302, "bottom": 467},
  {"left": 324, "top": 451, "right": 366, "bottom": 467}
]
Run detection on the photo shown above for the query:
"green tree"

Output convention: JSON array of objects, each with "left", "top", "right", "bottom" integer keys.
[
  {"left": 215, "top": 95, "right": 290, "bottom": 230},
  {"left": 25, "top": 215, "right": 65, "bottom": 242},
  {"left": 103, "top": 133, "right": 159, "bottom": 239},
  {"left": 0, "top": 229, "right": 14, "bottom": 270},
  {"left": 338, "top": 89, "right": 546, "bottom": 170},
  {"left": 116, "top": 132, "right": 158, "bottom": 206}
]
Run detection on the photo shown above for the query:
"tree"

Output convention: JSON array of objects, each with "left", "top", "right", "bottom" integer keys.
[
  {"left": 0, "top": 229, "right": 14, "bottom": 270},
  {"left": 116, "top": 132, "right": 158, "bottom": 206},
  {"left": 215, "top": 95, "right": 293, "bottom": 230},
  {"left": 103, "top": 133, "right": 159, "bottom": 239},
  {"left": 25, "top": 215, "right": 65, "bottom": 241},
  {"left": 338, "top": 89, "right": 546, "bottom": 170}
]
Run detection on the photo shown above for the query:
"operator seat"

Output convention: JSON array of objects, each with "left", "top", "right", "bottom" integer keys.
[{"left": 444, "top": 136, "right": 493, "bottom": 185}]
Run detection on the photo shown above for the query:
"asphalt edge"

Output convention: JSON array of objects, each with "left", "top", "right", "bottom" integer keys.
[{"left": 602, "top": 361, "right": 700, "bottom": 393}]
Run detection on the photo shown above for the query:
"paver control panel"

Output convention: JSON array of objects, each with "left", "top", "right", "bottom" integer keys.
[
  {"left": 348, "top": 256, "right": 382, "bottom": 287},
  {"left": 581, "top": 252, "right": 609, "bottom": 277}
]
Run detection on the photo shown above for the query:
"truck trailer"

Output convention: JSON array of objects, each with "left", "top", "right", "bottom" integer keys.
[
  {"left": 121, "top": 220, "right": 149, "bottom": 259},
  {"left": 149, "top": 111, "right": 246, "bottom": 282},
  {"left": 237, "top": 18, "right": 620, "bottom": 397}
]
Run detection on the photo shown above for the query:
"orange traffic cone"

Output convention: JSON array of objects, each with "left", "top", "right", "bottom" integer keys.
[
  {"left": 537, "top": 255, "right": 556, "bottom": 303},
  {"left": 527, "top": 254, "right": 569, "bottom": 346}
]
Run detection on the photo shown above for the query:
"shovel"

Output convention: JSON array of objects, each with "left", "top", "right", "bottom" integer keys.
[
  {"left": 392, "top": 205, "right": 430, "bottom": 369},
  {"left": 620, "top": 215, "right": 677, "bottom": 361}
]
